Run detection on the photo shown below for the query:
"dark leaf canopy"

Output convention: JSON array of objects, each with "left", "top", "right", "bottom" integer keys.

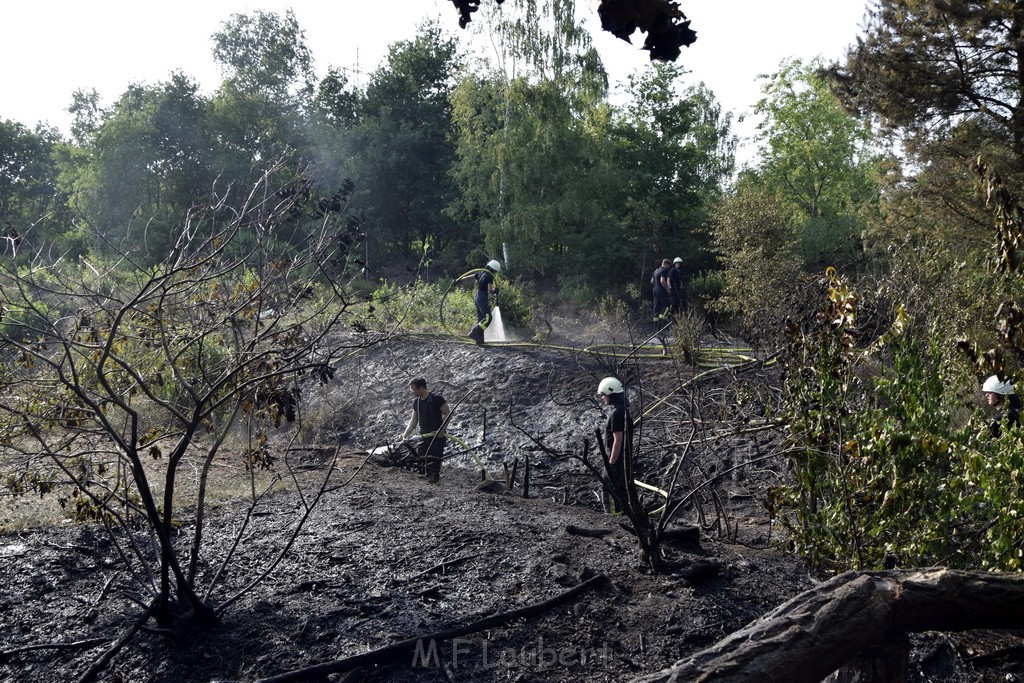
[{"left": 829, "top": 1, "right": 1024, "bottom": 156}]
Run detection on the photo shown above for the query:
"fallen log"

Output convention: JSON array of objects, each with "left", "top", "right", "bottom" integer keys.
[
  {"left": 632, "top": 568, "right": 1024, "bottom": 683},
  {"left": 255, "top": 573, "right": 609, "bottom": 683}
]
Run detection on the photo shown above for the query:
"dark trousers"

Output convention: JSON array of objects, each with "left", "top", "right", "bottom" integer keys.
[
  {"left": 475, "top": 294, "right": 492, "bottom": 330},
  {"left": 602, "top": 457, "right": 626, "bottom": 514},
  {"left": 652, "top": 290, "right": 670, "bottom": 320},
  {"left": 418, "top": 435, "right": 445, "bottom": 481}
]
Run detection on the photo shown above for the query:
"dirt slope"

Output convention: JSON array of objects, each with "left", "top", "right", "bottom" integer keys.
[{"left": 1, "top": 336, "right": 1020, "bottom": 681}]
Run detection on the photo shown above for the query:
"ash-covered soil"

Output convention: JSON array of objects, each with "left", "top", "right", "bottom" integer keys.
[{"left": 1, "top": 335, "right": 1021, "bottom": 682}]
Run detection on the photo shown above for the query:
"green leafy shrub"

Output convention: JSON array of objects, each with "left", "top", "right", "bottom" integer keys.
[
  {"left": 798, "top": 215, "right": 863, "bottom": 271},
  {"left": 369, "top": 277, "right": 532, "bottom": 337},
  {"left": 686, "top": 270, "right": 725, "bottom": 312},
  {"left": 369, "top": 280, "right": 473, "bottom": 334},
  {"left": 710, "top": 190, "right": 803, "bottom": 341},
  {"left": 776, "top": 267, "right": 1024, "bottom": 572}
]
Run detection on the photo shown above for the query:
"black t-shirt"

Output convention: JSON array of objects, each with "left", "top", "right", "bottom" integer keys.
[
  {"left": 413, "top": 392, "right": 447, "bottom": 434},
  {"left": 652, "top": 267, "right": 668, "bottom": 293},
  {"left": 476, "top": 271, "right": 494, "bottom": 295},
  {"left": 668, "top": 266, "right": 683, "bottom": 292},
  {"left": 605, "top": 400, "right": 630, "bottom": 449}
]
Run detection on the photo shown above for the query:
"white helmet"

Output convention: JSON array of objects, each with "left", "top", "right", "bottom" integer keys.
[
  {"left": 598, "top": 377, "right": 624, "bottom": 395},
  {"left": 673, "top": 257, "right": 683, "bottom": 264},
  {"left": 487, "top": 259, "right": 501, "bottom": 272},
  {"left": 983, "top": 375, "right": 1015, "bottom": 395}
]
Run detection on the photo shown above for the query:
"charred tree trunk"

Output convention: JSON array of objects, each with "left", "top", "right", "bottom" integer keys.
[{"left": 632, "top": 568, "right": 1024, "bottom": 683}]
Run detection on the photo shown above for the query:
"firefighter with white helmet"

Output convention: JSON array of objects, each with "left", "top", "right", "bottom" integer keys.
[
  {"left": 597, "top": 376, "right": 631, "bottom": 514},
  {"left": 983, "top": 374, "right": 1021, "bottom": 436},
  {"left": 669, "top": 257, "right": 685, "bottom": 314},
  {"left": 460, "top": 259, "right": 501, "bottom": 345},
  {"left": 598, "top": 377, "right": 623, "bottom": 396}
]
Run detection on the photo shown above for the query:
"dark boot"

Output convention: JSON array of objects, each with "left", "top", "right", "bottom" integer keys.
[{"left": 468, "top": 325, "right": 485, "bottom": 345}]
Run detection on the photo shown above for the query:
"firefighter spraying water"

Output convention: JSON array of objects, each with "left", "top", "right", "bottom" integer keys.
[
  {"left": 485, "top": 303, "right": 508, "bottom": 343},
  {"left": 459, "top": 259, "right": 501, "bottom": 345}
]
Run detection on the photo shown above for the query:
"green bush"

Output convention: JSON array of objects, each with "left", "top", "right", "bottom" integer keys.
[
  {"left": 777, "top": 267, "right": 1024, "bottom": 572},
  {"left": 711, "top": 191, "right": 803, "bottom": 340},
  {"left": 368, "top": 277, "right": 532, "bottom": 337},
  {"left": 798, "top": 215, "right": 863, "bottom": 271},
  {"left": 687, "top": 270, "right": 726, "bottom": 315}
]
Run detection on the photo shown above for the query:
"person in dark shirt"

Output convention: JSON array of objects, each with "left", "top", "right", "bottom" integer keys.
[
  {"left": 401, "top": 377, "right": 451, "bottom": 482},
  {"left": 668, "top": 257, "right": 685, "bottom": 314},
  {"left": 597, "top": 376, "right": 632, "bottom": 514},
  {"left": 651, "top": 258, "right": 671, "bottom": 324},
  {"left": 461, "top": 259, "right": 501, "bottom": 345},
  {"left": 983, "top": 374, "right": 1021, "bottom": 437}
]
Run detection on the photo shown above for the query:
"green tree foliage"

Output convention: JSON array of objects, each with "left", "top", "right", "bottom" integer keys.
[
  {"left": 831, "top": 0, "right": 1024, "bottom": 163},
  {"left": 59, "top": 11, "right": 346, "bottom": 264},
  {"left": 452, "top": 0, "right": 699, "bottom": 63},
  {"left": 749, "top": 58, "right": 878, "bottom": 270},
  {"left": 70, "top": 74, "right": 215, "bottom": 260},
  {"left": 776, "top": 267, "right": 1024, "bottom": 572},
  {"left": 210, "top": 9, "right": 315, "bottom": 178},
  {"left": 0, "top": 120, "right": 67, "bottom": 252},
  {"left": 468, "top": 0, "right": 605, "bottom": 86},
  {"left": 311, "top": 68, "right": 360, "bottom": 128},
  {"left": 829, "top": 1, "right": 1023, "bottom": 260},
  {"left": 446, "top": 0, "right": 614, "bottom": 294},
  {"left": 212, "top": 8, "right": 314, "bottom": 99},
  {"left": 451, "top": 74, "right": 619, "bottom": 292},
  {"left": 450, "top": 0, "right": 621, "bottom": 293},
  {"left": 756, "top": 59, "right": 875, "bottom": 220},
  {"left": 612, "top": 62, "right": 735, "bottom": 275},
  {"left": 344, "top": 24, "right": 463, "bottom": 261},
  {"left": 710, "top": 189, "right": 802, "bottom": 339}
]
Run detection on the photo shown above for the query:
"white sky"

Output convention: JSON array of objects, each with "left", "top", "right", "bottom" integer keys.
[{"left": 2, "top": 0, "right": 869, "bottom": 168}]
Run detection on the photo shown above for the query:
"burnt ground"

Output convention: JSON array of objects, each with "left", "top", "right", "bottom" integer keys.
[{"left": 1, "top": 333, "right": 1023, "bottom": 682}]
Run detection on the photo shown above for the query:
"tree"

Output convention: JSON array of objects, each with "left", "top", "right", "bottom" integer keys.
[
  {"left": 68, "top": 74, "right": 215, "bottom": 260},
  {"left": 829, "top": 2, "right": 1024, "bottom": 246},
  {"left": 210, "top": 10, "right": 315, "bottom": 178},
  {"left": 611, "top": 62, "right": 735, "bottom": 277},
  {"left": 449, "top": 0, "right": 624, "bottom": 292},
  {"left": 830, "top": 0, "right": 1024, "bottom": 164},
  {"left": 212, "top": 8, "right": 314, "bottom": 104},
  {"left": 449, "top": 0, "right": 698, "bottom": 62},
  {"left": 710, "top": 189, "right": 803, "bottom": 340},
  {"left": 745, "top": 58, "right": 878, "bottom": 271},
  {"left": 755, "top": 59, "right": 875, "bottom": 220},
  {"left": 0, "top": 120, "right": 66, "bottom": 254},
  {"left": 344, "top": 23, "right": 463, "bottom": 262},
  {"left": 450, "top": 73, "right": 620, "bottom": 292},
  {"left": 0, "top": 162, "right": 368, "bottom": 630}
]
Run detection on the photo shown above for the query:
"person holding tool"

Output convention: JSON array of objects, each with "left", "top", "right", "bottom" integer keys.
[{"left": 400, "top": 377, "right": 451, "bottom": 483}]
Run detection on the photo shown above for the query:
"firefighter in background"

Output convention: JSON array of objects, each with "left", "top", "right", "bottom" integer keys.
[
  {"left": 669, "top": 257, "right": 685, "bottom": 314},
  {"left": 461, "top": 259, "right": 501, "bottom": 345},
  {"left": 651, "top": 258, "right": 672, "bottom": 323},
  {"left": 983, "top": 375, "right": 1021, "bottom": 437}
]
